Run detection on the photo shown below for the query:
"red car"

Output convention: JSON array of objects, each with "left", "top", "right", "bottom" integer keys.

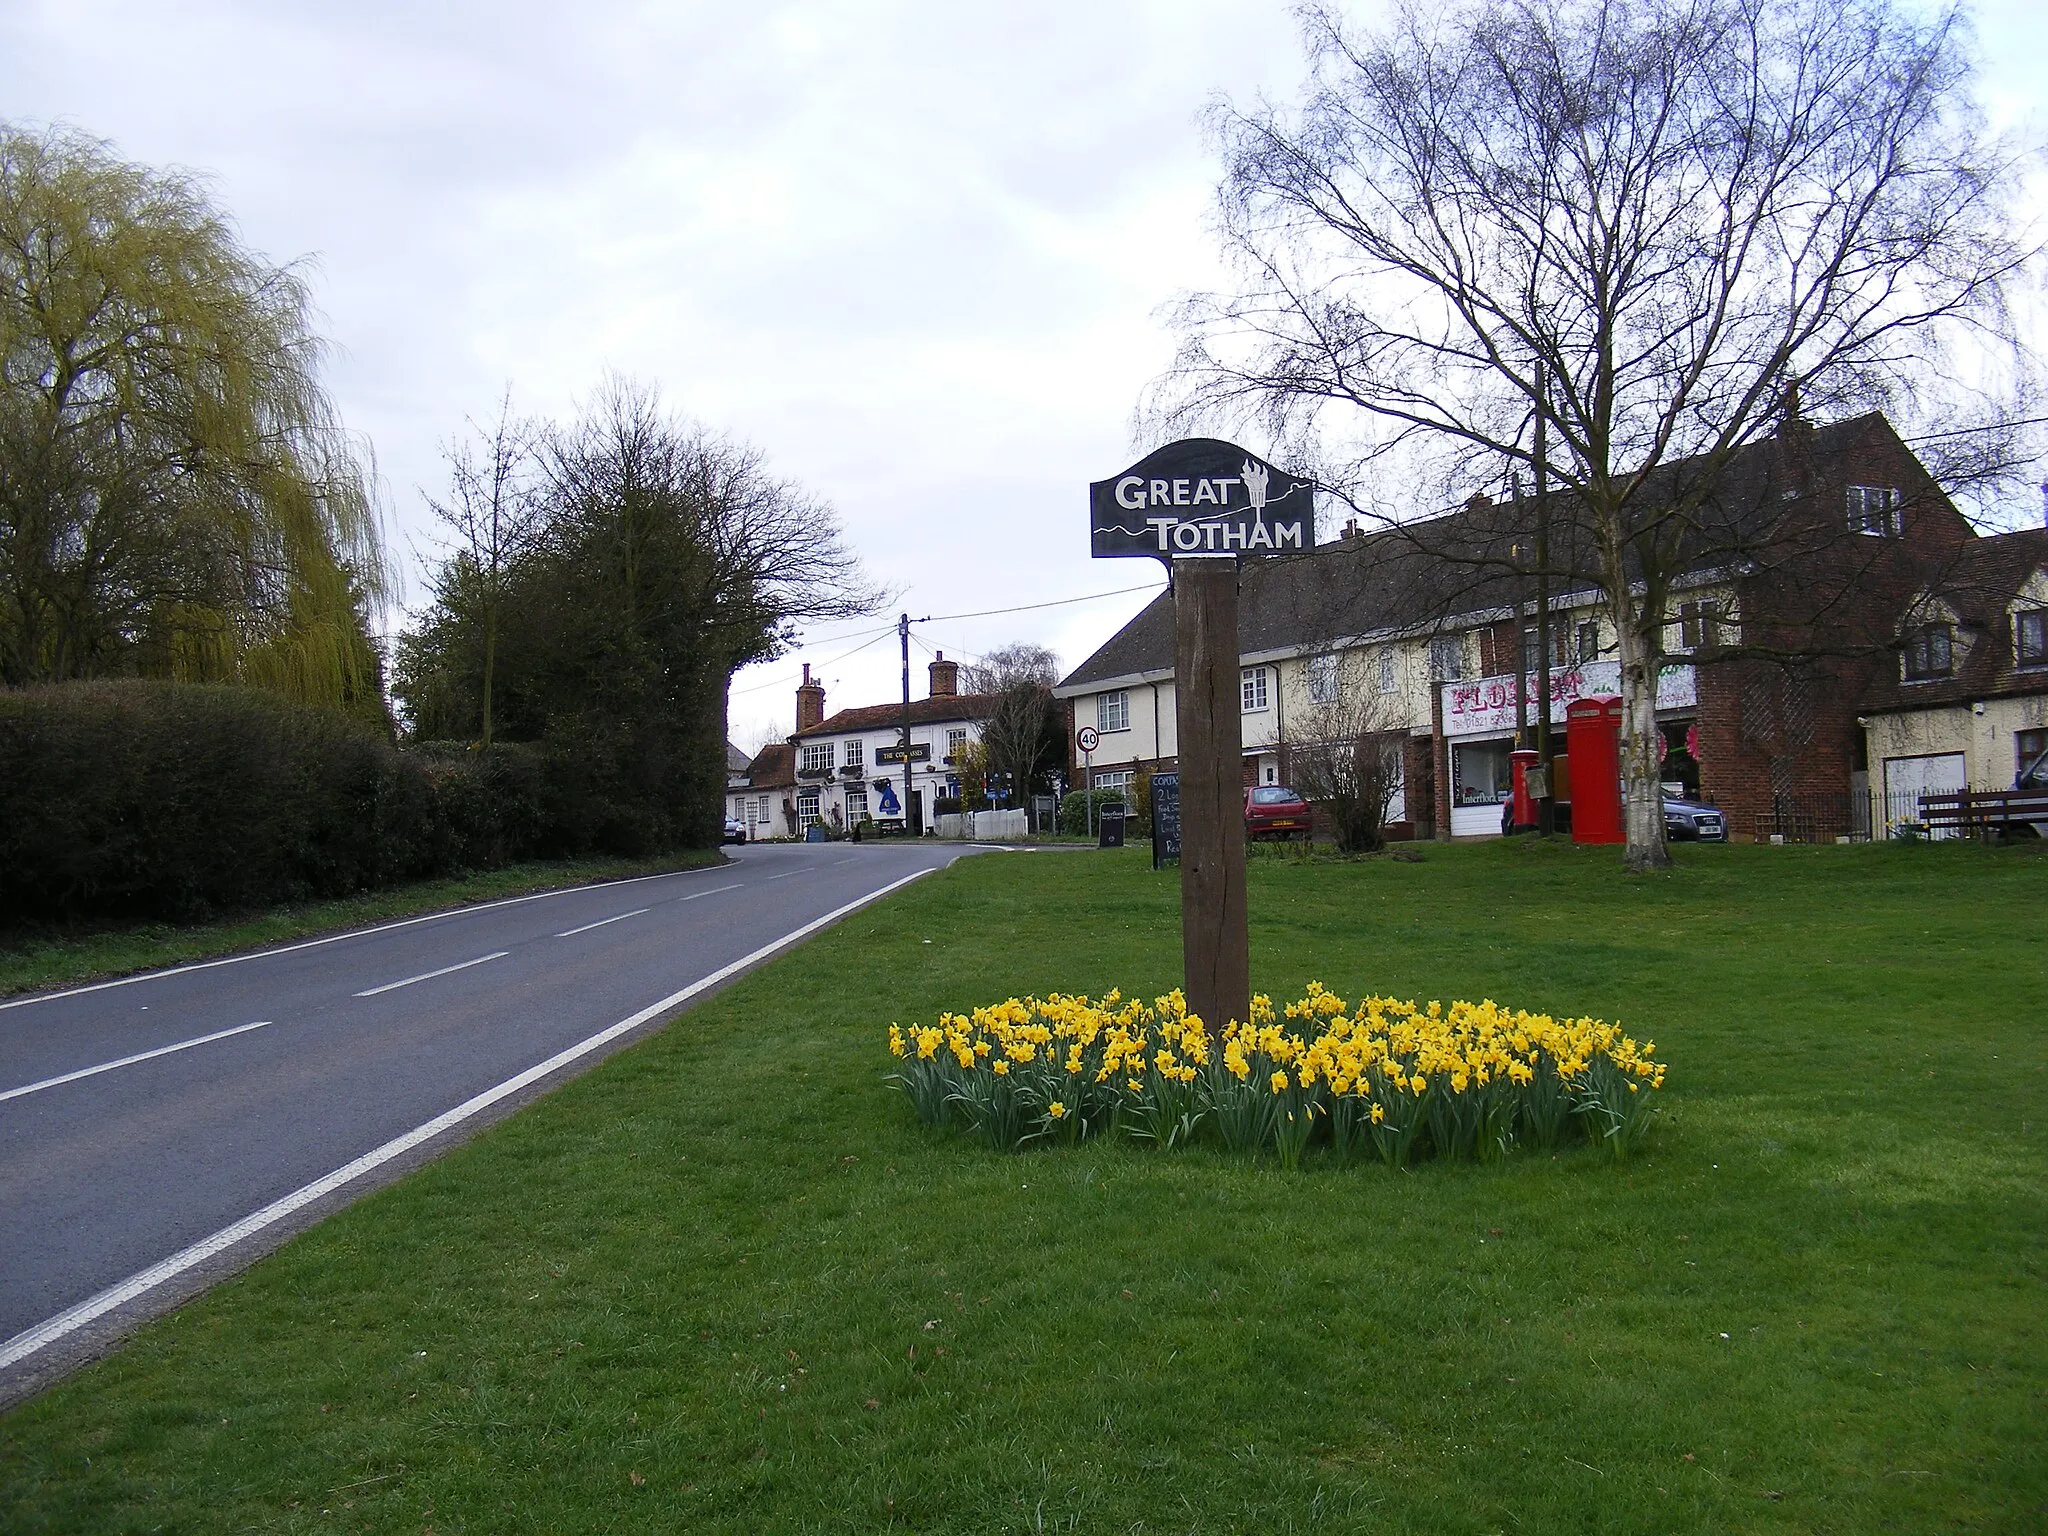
[{"left": 1245, "top": 784, "right": 1314, "bottom": 841}]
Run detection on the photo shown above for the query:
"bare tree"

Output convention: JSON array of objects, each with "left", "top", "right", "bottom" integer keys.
[
  {"left": 423, "top": 390, "right": 540, "bottom": 749},
  {"left": 1287, "top": 658, "right": 1409, "bottom": 852},
  {"left": 962, "top": 642, "right": 1064, "bottom": 807},
  {"left": 1165, "top": 0, "right": 2034, "bottom": 869},
  {"left": 961, "top": 642, "right": 1061, "bottom": 694}
]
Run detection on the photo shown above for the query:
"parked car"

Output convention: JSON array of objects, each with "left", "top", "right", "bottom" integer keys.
[
  {"left": 722, "top": 816, "right": 747, "bottom": 845},
  {"left": 1663, "top": 797, "right": 1727, "bottom": 841},
  {"left": 1245, "top": 784, "right": 1313, "bottom": 841}
]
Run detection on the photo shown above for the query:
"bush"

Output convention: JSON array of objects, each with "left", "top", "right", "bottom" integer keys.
[{"left": 0, "top": 681, "right": 713, "bottom": 926}]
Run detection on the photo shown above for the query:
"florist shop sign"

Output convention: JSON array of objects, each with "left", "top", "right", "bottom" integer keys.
[{"left": 1441, "top": 660, "right": 1698, "bottom": 738}]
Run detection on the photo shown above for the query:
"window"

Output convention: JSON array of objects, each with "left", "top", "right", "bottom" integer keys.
[
  {"left": 1428, "top": 636, "right": 1465, "bottom": 681},
  {"left": 2018, "top": 728, "right": 2048, "bottom": 784},
  {"left": 843, "top": 738, "right": 864, "bottom": 769},
  {"left": 1093, "top": 770, "right": 1133, "bottom": 793},
  {"left": 796, "top": 788, "right": 821, "bottom": 821},
  {"left": 1307, "top": 653, "right": 1340, "bottom": 704},
  {"left": 799, "top": 742, "right": 833, "bottom": 774},
  {"left": 1903, "top": 622, "right": 1953, "bottom": 680},
  {"left": 1848, "top": 485, "right": 1902, "bottom": 536},
  {"left": 1097, "top": 691, "right": 1130, "bottom": 733},
  {"left": 1241, "top": 667, "right": 1268, "bottom": 711},
  {"left": 844, "top": 788, "right": 869, "bottom": 821},
  {"left": 2016, "top": 608, "right": 2047, "bottom": 666},
  {"left": 946, "top": 727, "right": 968, "bottom": 761},
  {"left": 1679, "top": 600, "right": 1721, "bottom": 651},
  {"left": 1576, "top": 620, "right": 1601, "bottom": 664},
  {"left": 1376, "top": 649, "right": 1399, "bottom": 695}
]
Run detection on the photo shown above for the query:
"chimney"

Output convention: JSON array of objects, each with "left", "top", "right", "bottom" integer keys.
[
  {"left": 928, "top": 650, "right": 958, "bottom": 698},
  {"left": 1340, "top": 517, "right": 1360, "bottom": 541},
  {"left": 795, "top": 663, "right": 825, "bottom": 733},
  {"left": 1465, "top": 492, "right": 1493, "bottom": 514}
]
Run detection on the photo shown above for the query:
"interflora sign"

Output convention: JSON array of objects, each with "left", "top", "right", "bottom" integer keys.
[
  {"left": 1090, "top": 438, "right": 1314, "bottom": 561},
  {"left": 1440, "top": 660, "right": 1697, "bottom": 737}
]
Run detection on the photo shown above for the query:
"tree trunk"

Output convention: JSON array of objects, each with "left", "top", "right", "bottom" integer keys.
[{"left": 1614, "top": 613, "right": 1672, "bottom": 871}]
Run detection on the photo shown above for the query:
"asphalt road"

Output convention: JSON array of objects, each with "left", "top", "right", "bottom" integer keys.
[{"left": 0, "top": 838, "right": 989, "bottom": 1400}]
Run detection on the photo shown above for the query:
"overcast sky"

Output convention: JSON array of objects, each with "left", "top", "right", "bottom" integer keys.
[{"left": 5, "top": 1, "right": 2044, "bottom": 751}]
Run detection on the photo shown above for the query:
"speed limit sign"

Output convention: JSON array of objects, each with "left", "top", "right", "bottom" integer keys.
[{"left": 1076, "top": 726, "right": 1100, "bottom": 753}]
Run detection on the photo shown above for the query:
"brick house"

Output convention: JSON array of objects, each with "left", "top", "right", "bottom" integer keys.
[{"left": 1054, "top": 411, "right": 2029, "bottom": 840}]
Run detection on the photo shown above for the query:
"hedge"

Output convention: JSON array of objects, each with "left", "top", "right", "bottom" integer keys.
[{"left": 0, "top": 681, "right": 708, "bottom": 925}]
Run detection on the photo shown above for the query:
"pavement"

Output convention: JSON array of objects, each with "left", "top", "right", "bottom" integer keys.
[{"left": 0, "top": 838, "right": 997, "bottom": 1405}]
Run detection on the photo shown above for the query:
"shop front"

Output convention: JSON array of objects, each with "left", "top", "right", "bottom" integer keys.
[{"left": 1439, "top": 660, "right": 1699, "bottom": 836}]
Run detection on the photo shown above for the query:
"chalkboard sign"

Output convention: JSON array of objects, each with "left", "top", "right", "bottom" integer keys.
[{"left": 1150, "top": 771, "right": 1180, "bottom": 869}]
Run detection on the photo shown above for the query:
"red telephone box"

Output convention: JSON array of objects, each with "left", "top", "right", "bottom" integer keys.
[
  {"left": 1509, "top": 748, "right": 1540, "bottom": 832},
  {"left": 1566, "top": 696, "right": 1625, "bottom": 845}
]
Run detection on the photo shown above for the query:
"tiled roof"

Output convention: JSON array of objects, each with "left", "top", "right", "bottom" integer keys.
[
  {"left": 1056, "top": 413, "right": 1942, "bottom": 694},
  {"left": 743, "top": 741, "right": 795, "bottom": 789},
  {"left": 795, "top": 693, "right": 998, "bottom": 738},
  {"left": 1859, "top": 528, "right": 2048, "bottom": 711}
]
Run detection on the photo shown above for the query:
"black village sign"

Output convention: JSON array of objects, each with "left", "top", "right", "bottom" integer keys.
[{"left": 1089, "top": 438, "right": 1315, "bottom": 562}]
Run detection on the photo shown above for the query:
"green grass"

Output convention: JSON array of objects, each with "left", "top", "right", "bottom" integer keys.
[
  {"left": 0, "top": 850, "right": 727, "bottom": 998},
  {"left": 3, "top": 839, "right": 2043, "bottom": 1532}
]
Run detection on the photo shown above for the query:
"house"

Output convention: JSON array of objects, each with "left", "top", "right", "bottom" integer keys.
[
  {"left": 735, "top": 656, "right": 997, "bottom": 836},
  {"left": 727, "top": 739, "right": 795, "bottom": 841},
  {"left": 1053, "top": 410, "right": 2034, "bottom": 841},
  {"left": 1856, "top": 527, "right": 2048, "bottom": 828}
]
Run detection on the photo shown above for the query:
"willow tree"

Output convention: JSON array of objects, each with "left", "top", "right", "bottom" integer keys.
[
  {"left": 0, "top": 123, "right": 386, "bottom": 713},
  {"left": 1166, "top": 0, "right": 2031, "bottom": 870}
]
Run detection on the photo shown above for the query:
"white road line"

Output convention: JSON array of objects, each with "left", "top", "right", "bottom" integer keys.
[
  {"left": 0, "top": 865, "right": 935, "bottom": 1374},
  {"left": 0, "top": 1021, "right": 272, "bottom": 1104},
  {"left": 555, "top": 908, "right": 649, "bottom": 938},
  {"left": 766, "top": 871, "right": 797, "bottom": 881},
  {"left": 678, "top": 883, "right": 745, "bottom": 902},
  {"left": 0, "top": 862, "right": 742, "bottom": 1013},
  {"left": 353, "top": 952, "right": 507, "bottom": 998}
]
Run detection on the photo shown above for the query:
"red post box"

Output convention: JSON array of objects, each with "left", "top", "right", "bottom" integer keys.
[
  {"left": 1509, "top": 748, "right": 1540, "bottom": 832},
  {"left": 1565, "top": 695, "right": 1625, "bottom": 845}
]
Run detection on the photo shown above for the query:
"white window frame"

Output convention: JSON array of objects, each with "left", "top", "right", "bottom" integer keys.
[
  {"left": 1428, "top": 635, "right": 1465, "bottom": 682},
  {"left": 1306, "top": 653, "right": 1339, "bottom": 704},
  {"left": 799, "top": 742, "right": 833, "bottom": 774},
  {"left": 843, "top": 738, "right": 864, "bottom": 769},
  {"left": 1376, "top": 648, "right": 1399, "bottom": 695},
  {"left": 844, "top": 788, "right": 869, "bottom": 821},
  {"left": 1848, "top": 485, "right": 1902, "bottom": 536},
  {"left": 795, "top": 788, "right": 821, "bottom": 821},
  {"left": 1093, "top": 770, "right": 1134, "bottom": 793},
  {"left": 946, "top": 727, "right": 968, "bottom": 761},
  {"left": 1097, "top": 691, "right": 1130, "bottom": 733},
  {"left": 1241, "top": 667, "right": 1269, "bottom": 712}
]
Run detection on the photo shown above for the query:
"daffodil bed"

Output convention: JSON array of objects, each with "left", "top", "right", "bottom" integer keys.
[{"left": 888, "top": 982, "right": 1665, "bottom": 1166}]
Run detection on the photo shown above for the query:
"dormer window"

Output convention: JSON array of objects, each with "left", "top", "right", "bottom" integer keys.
[
  {"left": 2016, "top": 608, "right": 2047, "bottom": 667},
  {"left": 1903, "top": 622, "right": 1953, "bottom": 680},
  {"left": 1848, "top": 486, "right": 1902, "bottom": 536}
]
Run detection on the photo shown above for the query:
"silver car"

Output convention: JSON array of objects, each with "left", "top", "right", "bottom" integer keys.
[{"left": 1663, "top": 797, "right": 1726, "bottom": 841}]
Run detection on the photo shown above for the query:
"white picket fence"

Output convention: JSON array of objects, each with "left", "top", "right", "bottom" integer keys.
[{"left": 933, "top": 808, "right": 1030, "bottom": 841}]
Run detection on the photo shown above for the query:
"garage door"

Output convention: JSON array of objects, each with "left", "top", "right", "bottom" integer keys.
[{"left": 1883, "top": 752, "right": 1967, "bottom": 840}]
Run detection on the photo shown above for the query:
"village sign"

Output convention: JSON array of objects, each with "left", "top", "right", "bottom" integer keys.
[{"left": 1090, "top": 438, "right": 1314, "bottom": 561}]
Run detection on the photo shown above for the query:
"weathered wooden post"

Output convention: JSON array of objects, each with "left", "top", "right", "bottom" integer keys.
[
  {"left": 1172, "top": 555, "right": 1250, "bottom": 1033},
  {"left": 1087, "top": 439, "right": 1314, "bottom": 1038}
]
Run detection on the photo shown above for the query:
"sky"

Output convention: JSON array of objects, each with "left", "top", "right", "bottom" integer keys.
[{"left": 4, "top": 0, "right": 2045, "bottom": 752}]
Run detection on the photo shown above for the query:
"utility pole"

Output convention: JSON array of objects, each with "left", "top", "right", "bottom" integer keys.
[
  {"left": 1533, "top": 389, "right": 1555, "bottom": 835},
  {"left": 1173, "top": 556, "right": 1250, "bottom": 1038},
  {"left": 899, "top": 612, "right": 915, "bottom": 836}
]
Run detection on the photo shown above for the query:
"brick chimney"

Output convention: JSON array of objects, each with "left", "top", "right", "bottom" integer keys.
[
  {"left": 796, "top": 663, "right": 825, "bottom": 733},
  {"left": 928, "top": 651, "right": 958, "bottom": 698}
]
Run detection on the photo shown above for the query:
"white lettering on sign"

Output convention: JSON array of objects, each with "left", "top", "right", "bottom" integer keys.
[
  {"left": 1115, "top": 475, "right": 1244, "bottom": 511},
  {"left": 1144, "top": 516, "right": 1303, "bottom": 552}
]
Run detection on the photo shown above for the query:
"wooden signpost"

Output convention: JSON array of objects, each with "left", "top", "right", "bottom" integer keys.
[{"left": 1088, "top": 439, "right": 1313, "bottom": 1037}]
